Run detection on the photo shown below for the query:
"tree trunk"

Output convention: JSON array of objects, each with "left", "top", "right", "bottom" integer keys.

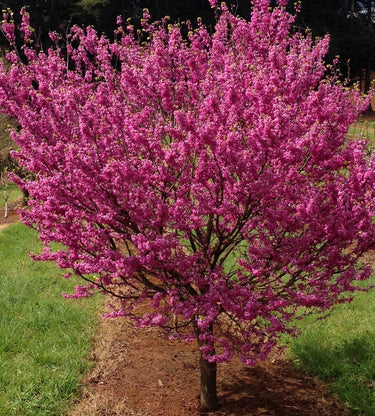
[
  {"left": 22, "top": 189, "right": 29, "bottom": 206},
  {"left": 195, "top": 325, "right": 218, "bottom": 412},
  {"left": 364, "top": 59, "right": 372, "bottom": 96}
]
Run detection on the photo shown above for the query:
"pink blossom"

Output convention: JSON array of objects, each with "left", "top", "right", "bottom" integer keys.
[{"left": 1, "top": 22, "right": 15, "bottom": 42}]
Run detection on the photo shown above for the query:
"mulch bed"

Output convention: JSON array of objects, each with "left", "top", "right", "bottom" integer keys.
[{"left": 68, "top": 317, "right": 348, "bottom": 416}]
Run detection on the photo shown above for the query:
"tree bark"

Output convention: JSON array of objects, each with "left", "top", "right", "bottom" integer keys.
[
  {"left": 364, "top": 57, "right": 373, "bottom": 96},
  {"left": 195, "top": 325, "right": 218, "bottom": 412},
  {"left": 22, "top": 189, "right": 29, "bottom": 206},
  {"left": 198, "top": 352, "right": 218, "bottom": 411}
]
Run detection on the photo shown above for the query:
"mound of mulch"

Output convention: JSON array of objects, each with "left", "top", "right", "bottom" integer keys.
[{"left": 68, "top": 316, "right": 348, "bottom": 416}]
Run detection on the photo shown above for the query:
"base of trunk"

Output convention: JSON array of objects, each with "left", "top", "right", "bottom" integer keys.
[{"left": 198, "top": 351, "right": 218, "bottom": 411}]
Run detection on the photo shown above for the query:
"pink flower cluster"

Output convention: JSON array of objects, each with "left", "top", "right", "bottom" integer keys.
[{"left": 0, "top": 1, "right": 374, "bottom": 365}]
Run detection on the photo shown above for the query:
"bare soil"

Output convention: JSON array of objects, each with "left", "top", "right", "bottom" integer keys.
[{"left": 67, "top": 315, "right": 348, "bottom": 416}]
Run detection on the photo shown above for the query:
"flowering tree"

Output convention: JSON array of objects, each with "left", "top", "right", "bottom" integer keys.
[{"left": 1, "top": 0, "right": 375, "bottom": 411}]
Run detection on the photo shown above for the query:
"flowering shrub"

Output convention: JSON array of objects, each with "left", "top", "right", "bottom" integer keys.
[{"left": 0, "top": 0, "right": 374, "bottom": 410}]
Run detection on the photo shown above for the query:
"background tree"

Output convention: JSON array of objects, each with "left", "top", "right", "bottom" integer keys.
[
  {"left": 344, "top": 0, "right": 374, "bottom": 93},
  {"left": 0, "top": 0, "right": 253, "bottom": 39},
  {"left": 0, "top": 114, "right": 29, "bottom": 205},
  {"left": 298, "top": 0, "right": 375, "bottom": 94},
  {"left": 0, "top": 166, "right": 11, "bottom": 217},
  {"left": 0, "top": 0, "right": 375, "bottom": 411},
  {"left": 0, "top": 0, "right": 76, "bottom": 43}
]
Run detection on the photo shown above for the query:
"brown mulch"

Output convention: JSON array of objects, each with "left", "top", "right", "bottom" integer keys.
[{"left": 67, "top": 315, "right": 348, "bottom": 416}]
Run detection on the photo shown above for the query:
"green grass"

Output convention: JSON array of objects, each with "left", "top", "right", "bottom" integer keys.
[
  {"left": 349, "top": 120, "right": 375, "bottom": 144},
  {"left": 286, "top": 279, "right": 375, "bottom": 416},
  {"left": 0, "top": 222, "right": 101, "bottom": 416}
]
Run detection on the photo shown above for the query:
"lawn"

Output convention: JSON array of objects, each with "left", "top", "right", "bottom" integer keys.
[
  {"left": 0, "top": 222, "right": 101, "bottom": 416},
  {"left": 348, "top": 119, "right": 375, "bottom": 144},
  {"left": 286, "top": 275, "right": 375, "bottom": 416}
]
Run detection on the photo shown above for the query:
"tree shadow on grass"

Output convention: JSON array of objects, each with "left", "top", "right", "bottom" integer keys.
[{"left": 289, "top": 334, "right": 375, "bottom": 416}]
